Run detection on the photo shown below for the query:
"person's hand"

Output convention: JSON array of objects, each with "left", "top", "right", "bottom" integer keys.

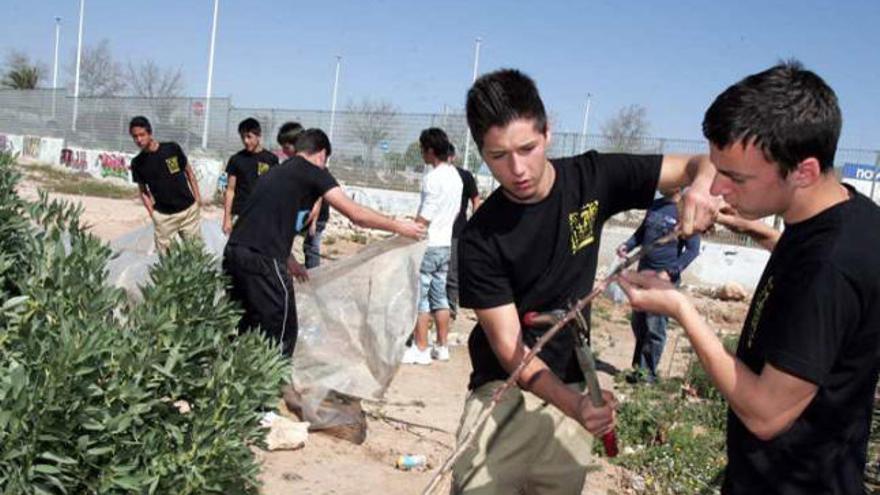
[
  {"left": 677, "top": 186, "right": 721, "bottom": 237},
  {"left": 287, "top": 257, "right": 309, "bottom": 282},
  {"left": 222, "top": 217, "right": 233, "bottom": 236},
  {"left": 716, "top": 204, "right": 756, "bottom": 234},
  {"left": 658, "top": 270, "right": 671, "bottom": 281},
  {"left": 617, "top": 270, "right": 690, "bottom": 319},
  {"left": 395, "top": 220, "right": 426, "bottom": 240},
  {"left": 715, "top": 203, "right": 780, "bottom": 251},
  {"left": 616, "top": 244, "right": 629, "bottom": 259},
  {"left": 577, "top": 389, "right": 618, "bottom": 437}
]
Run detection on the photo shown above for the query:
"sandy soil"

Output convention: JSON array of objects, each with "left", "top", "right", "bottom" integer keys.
[{"left": 16, "top": 175, "right": 751, "bottom": 495}]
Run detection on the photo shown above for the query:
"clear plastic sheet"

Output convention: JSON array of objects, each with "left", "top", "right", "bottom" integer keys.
[
  {"left": 108, "top": 222, "right": 425, "bottom": 428},
  {"left": 291, "top": 237, "right": 425, "bottom": 427},
  {"left": 106, "top": 219, "right": 227, "bottom": 301}
]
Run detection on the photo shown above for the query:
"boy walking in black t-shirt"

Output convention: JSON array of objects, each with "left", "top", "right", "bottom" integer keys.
[
  {"left": 451, "top": 69, "right": 718, "bottom": 494},
  {"left": 129, "top": 116, "right": 202, "bottom": 253},
  {"left": 222, "top": 118, "right": 280, "bottom": 235},
  {"left": 223, "top": 129, "right": 424, "bottom": 357},
  {"left": 619, "top": 61, "right": 880, "bottom": 494}
]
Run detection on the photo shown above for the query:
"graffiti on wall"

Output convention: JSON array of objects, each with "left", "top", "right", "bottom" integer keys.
[
  {"left": 22, "top": 136, "right": 41, "bottom": 158},
  {"left": 98, "top": 153, "right": 129, "bottom": 179},
  {"left": 60, "top": 148, "right": 88, "bottom": 171}
]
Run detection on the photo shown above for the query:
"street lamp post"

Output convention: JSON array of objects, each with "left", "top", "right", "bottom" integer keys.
[
  {"left": 72, "top": 0, "right": 84, "bottom": 132},
  {"left": 328, "top": 55, "right": 342, "bottom": 142},
  {"left": 201, "top": 0, "right": 219, "bottom": 150},
  {"left": 580, "top": 93, "right": 592, "bottom": 153},
  {"left": 462, "top": 37, "right": 482, "bottom": 172},
  {"left": 51, "top": 16, "right": 61, "bottom": 120}
]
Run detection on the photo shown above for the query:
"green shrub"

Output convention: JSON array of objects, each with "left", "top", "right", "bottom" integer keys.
[{"left": 0, "top": 151, "right": 289, "bottom": 494}]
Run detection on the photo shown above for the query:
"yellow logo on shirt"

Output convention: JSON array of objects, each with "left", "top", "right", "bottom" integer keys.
[
  {"left": 569, "top": 200, "right": 599, "bottom": 254},
  {"left": 746, "top": 276, "right": 773, "bottom": 348},
  {"left": 257, "top": 162, "right": 270, "bottom": 175},
  {"left": 165, "top": 156, "right": 180, "bottom": 174}
]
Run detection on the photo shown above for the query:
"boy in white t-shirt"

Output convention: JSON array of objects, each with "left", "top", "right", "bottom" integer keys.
[{"left": 403, "top": 128, "right": 463, "bottom": 365}]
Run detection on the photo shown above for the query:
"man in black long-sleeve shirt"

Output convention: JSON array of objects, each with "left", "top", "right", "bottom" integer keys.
[{"left": 618, "top": 189, "right": 701, "bottom": 383}]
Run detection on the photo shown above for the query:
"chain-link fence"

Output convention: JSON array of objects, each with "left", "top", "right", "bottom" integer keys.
[{"left": 1, "top": 88, "right": 878, "bottom": 195}]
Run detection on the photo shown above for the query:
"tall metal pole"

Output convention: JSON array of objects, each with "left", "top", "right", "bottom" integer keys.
[
  {"left": 72, "top": 0, "right": 84, "bottom": 131},
  {"left": 580, "top": 93, "right": 592, "bottom": 153},
  {"left": 51, "top": 16, "right": 61, "bottom": 120},
  {"left": 462, "top": 37, "right": 481, "bottom": 171},
  {"left": 201, "top": 0, "right": 219, "bottom": 149},
  {"left": 328, "top": 55, "right": 342, "bottom": 142}
]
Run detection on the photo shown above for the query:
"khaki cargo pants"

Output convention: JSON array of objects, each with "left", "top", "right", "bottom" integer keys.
[
  {"left": 152, "top": 202, "right": 201, "bottom": 253},
  {"left": 451, "top": 381, "right": 593, "bottom": 495}
]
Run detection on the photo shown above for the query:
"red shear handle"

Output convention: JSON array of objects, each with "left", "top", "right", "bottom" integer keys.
[
  {"left": 602, "top": 431, "right": 619, "bottom": 457},
  {"left": 522, "top": 310, "right": 564, "bottom": 328}
]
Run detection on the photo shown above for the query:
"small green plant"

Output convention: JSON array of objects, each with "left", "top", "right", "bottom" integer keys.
[{"left": 600, "top": 373, "right": 728, "bottom": 493}]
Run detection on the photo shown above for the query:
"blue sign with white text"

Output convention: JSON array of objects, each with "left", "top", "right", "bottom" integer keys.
[{"left": 842, "top": 163, "right": 879, "bottom": 182}]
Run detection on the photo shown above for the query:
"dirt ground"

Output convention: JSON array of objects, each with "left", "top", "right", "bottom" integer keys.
[{"left": 16, "top": 176, "right": 751, "bottom": 495}]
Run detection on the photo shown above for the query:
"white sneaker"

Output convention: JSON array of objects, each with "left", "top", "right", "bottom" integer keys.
[
  {"left": 402, "top": 346, "right": 432, "bottom": 365},
  {"left": 431, "top": 345, "right": 450, "bottom": 362}
]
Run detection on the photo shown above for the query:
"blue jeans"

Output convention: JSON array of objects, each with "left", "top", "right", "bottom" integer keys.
[
  {"left": 417, "top": 246, "right": 450, "bottom": 313},
  {"left": 304, "top": 221, "right": 326, "bottom": 269},
  {"left": 631, "top": 311, "right": 668, "bottom": 382}
]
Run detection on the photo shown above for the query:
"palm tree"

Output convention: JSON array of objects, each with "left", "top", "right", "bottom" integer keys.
[
  {"left": 2, "top": 66, "right": 41, "bottom": 89},
  {"left": 2, "top": 51, "right": 43, "bottom": 90}
]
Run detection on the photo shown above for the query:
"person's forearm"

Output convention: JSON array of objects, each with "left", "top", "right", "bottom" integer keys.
[
  {"left": 676, "top": 303, "right": 790, "bottom": 437},
  {"left": 501, "top": 347, "right": 581, "bottom": 420},
  {"left": 186, "top": 170, "right": 202, "bottom": 204},
  {"left": 747, "top": 222, "right": 780, "bottom": 251},
  {"left": 348, "top": 204, "right": 399, "bottom": 234},
  {"left": 223, "top": 189, "right": 234, "bottom": 222},
  {"left": 191, "top": 178, "right": 202, "bottom": 204},
  {"left": 140, "top": 193, "right": 155, "bottom": 217}
]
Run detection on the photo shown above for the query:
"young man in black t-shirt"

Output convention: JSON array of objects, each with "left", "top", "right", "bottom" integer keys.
[
  {"left": 275, "top": 120, "right": 329, "bottom": 268},
  {"left": 619, "top": 62, "right": 880, "bottom": 494},
  {"left": 446, "top": 143, "right": 481, "bottom": 319},
  {"left": 129, "top": 116, "right": 202, "bottom": 253},
  {"left": 222, "top": 118, "right": 280, "bottom": 235},
  {"left": 451, "top": 69, "right": 718, "bottom": 494},
  {"left": 223, "top": 128, "right": 424, "bottom": 357}
]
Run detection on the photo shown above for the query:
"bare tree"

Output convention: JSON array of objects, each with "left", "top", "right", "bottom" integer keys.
[
  {"left": 68, "top": 39, "right": 126, "bottom": 97},
  {"left": 601, "top": 104, "right": 650, "bottom": 152},
  {"left": 128, "top": 59, "right": 185, "bottom": 125},
  {"left": 1, "top": 51, "right": 45, "bottom": 90},
  {"left": 345, "top": 99, "right": 399, "bottom": 166}
]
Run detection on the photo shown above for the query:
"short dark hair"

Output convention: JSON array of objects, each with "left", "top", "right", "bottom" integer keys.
[
  {"left": 419, "top": 128, "right": 451, "bottom": 161},
  {"left": 129, "top": 115, "right": 152, "bottom": 134},
  {"left": 294, "top": 128, "right": 332, "bottom": 157},
  {"left": 238, "top": 117, "right": 261, "bottom": 136},
  {"left": 466, "top": 69, "right": 548, "bottom": 151},
  {"left": 277, "top": 121, "right": 304, "bottom": 147},
  {"left": 703, "top": 60, "right": 842, "bottom": 175}
]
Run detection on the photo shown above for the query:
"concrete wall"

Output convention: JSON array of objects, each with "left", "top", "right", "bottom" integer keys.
[
  {"left": 4, "top": 131, "right": 223, "bottom": 201},
  {"left": 599, "top": 226, "right": 768, "bottom": 290}
]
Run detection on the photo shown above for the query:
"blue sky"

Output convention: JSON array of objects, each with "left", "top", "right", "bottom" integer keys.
[{"left": 3, "top": 0, "right": 879, "bottom": 147}]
